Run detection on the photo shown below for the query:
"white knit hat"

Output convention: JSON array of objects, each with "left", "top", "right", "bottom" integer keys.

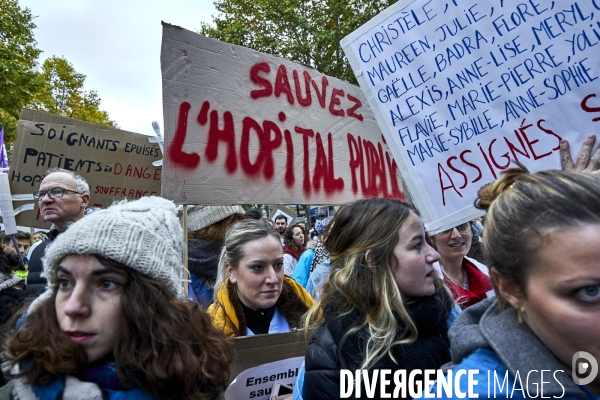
[
  {"left": 37, "top": 196, "right": 186, "bottom": 305},
  {"left": 185, "top": 205, "right": 243, "bottom": 232}
]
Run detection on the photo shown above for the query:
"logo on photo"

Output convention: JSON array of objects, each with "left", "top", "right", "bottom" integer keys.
[{"left": 571, "top": 351, "right": 598, "bottom": 385}]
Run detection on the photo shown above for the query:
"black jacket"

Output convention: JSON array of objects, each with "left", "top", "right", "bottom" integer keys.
[
  {"left": 304, "top": 301, "right": 452, "bottom": 399},
  {"left": 304, "top": 324, "right": 344, "bottom": 400},
  {"left": 0, "top": 287, "right": 29, "bottom": 326},
  {"left": 27, "top": 229, "right": 60, "bottom": 285}
]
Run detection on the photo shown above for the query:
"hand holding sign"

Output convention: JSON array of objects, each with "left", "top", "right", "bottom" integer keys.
[{"left": 560, "top": 135, "right": 600, "bottom": 175}]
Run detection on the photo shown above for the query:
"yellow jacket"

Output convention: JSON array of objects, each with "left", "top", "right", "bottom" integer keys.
[{"left": 208, "top": 276, "right": 315, "bottom": 337}]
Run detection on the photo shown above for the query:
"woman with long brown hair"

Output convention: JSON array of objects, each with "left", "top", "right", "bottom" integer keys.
[
  {"left": 301, "top": 198, "right": 456, "bottom": 399},
  {"left": 1, "top": 197, "right": 233, "bottom": 400},
  {"left": 282, "top": 223, "right": 306, "bottom": 276}
]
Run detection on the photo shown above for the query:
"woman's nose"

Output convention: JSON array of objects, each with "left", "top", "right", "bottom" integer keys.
[
  {"left": 450, "top": 228, "right": 461, "bottom": 239},
  {"left": 265, "top": 266, "right": 278, "bottom": 283},
  {"left": 63, "top": 286, "right": 91, "bottom": 318}
]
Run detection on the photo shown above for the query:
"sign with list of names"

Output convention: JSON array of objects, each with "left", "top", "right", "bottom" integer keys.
[{"left": 342, "top": 0, "right": 600, "bottom": 233}]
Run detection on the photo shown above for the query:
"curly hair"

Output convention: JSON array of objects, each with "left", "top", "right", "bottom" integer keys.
[
  {"left": 3, "top": 256, "right": 233, "bottom": 400},
  {"left": 303, "top": 198, "right": 451, "bottom": 370},
  {"left": 283, "top": 223, "right": 305, "bottom": 251}
]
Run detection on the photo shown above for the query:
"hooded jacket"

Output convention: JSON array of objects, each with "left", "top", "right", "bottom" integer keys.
[
  {"left": 207, "top": 276, "right": 315, "bottom": 337},
  {"left": 431, "top": 298, "right": 596, "bottom": 399}
]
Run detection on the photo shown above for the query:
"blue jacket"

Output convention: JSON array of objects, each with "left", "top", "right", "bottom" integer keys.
[
  {"left": 291, "top": 249, "right": 315, "bottom": 288},
  {"left": 431, "top": 299, "right": 597, "bottom": 399},
  {"left": 188, "top": 274, "right": 213, "bottom": 309}
]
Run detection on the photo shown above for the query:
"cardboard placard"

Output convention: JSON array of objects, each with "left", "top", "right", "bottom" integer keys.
[
  {"left": 269, "top": 206, "right": 297, "bottom": 226},
  {"left": 226, "top": 357, "right": 304, "bottom": 400},
  {"left": 229, "top": 330, "right": 309, "bottom": 381},
  {"left": 342, "top": 0, "right": 600, "bottom": 233},
  {"left": 160, "top": 23, "right": 405, "bottom": 205},
  {"left": 9, "top": 109, "right": 162, "bottom": 229}
]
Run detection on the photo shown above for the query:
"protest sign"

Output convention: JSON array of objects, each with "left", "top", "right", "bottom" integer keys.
[
  {"left": 160, "top": 23, "right": 404, "bottom": 206},
  {"left": 269, "top": 206, "right": 297, "bottom": 226},
  {"left": 227, "top": 330, "right": 309, "bottom": 400},
  {"left": 9, "top": 109, "right": 162, "bottom": 229},
  {"left": 342, "top": 0, "right": 600, "bottom": 233},
  {"left": 226, "top": 357, "right": 303, "bottom": 400}
]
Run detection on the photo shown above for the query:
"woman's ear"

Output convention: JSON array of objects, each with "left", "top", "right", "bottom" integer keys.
[
  {"left": 490, "top": 267, "right": 524, "bottom": 309},
  {"left": 365, "top": 250, "right": 372, "bottom": 267},
  {"left": 225, "top": 263, "right": 237, "bottom": 284}
]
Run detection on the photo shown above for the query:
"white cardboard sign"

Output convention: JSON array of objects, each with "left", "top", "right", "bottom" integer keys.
[
  {"left": 225, "top": 356, "right": 303, "bottom": 400},
  {"left": 160, "top": 23, "right": 404, "bottom": 205},
  {"left": 342, "top": 0, "right": 600, "bottom": 233}
]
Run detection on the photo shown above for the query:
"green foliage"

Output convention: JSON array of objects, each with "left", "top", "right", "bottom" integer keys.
[
  {"left": 34, "top": 56, "right": 118, "bottom": 128},
  {"left": 201, "top": 0, "right": 398, "bottom": 84},
  {"left": 0, "top": 0, "right": 44, "bottom": 145},
  {"left": 0, "top": 0, "right": 117, "bottom": 156}
]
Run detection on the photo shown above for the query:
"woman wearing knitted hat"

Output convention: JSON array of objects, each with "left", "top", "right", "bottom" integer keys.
[
  {"left": 208, "top": 219, "right": 315, "bottom": 337},
  {"left": 186, "top": 205, "right": 245, "bottom": 308},
  {"left": 1, "top": 197, "right": 233, "bottom": 400}
]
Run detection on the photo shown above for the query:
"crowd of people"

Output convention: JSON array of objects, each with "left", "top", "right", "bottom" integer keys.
[{"left": 0, "top": 136, "right": 598, "bottom": 399}]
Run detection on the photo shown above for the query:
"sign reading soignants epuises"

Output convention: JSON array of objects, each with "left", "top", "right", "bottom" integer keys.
[{"left": 9, "top": 109, "right": 162, "bottom": 229}]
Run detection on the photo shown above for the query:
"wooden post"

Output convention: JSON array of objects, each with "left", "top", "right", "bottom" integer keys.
[{"left": 182, "top": 204, "right": 189, "bottom": 297}]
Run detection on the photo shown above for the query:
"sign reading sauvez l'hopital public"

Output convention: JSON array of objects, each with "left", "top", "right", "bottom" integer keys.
[{"left": 160, "top": 23, "right": 404, "bottom": 205}]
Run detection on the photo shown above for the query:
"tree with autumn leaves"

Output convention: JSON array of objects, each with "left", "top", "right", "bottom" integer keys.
[
  {"left": 0, "top": 0, "right": 116, "bottom": 152},
  {"left": 201, "top": 0, "right": 399, "bottom": 84}
]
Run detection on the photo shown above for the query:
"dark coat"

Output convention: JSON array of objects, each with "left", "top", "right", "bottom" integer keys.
[
  {"left": 304, "top": 295, "right": 453, "bottom": 400},
  {"left": 27, "top": 229, "right": 60, "bottom": 286},
  {"left": 303, "top": 324, "right": 342, "bottom": 400},
  {"left": 0, "top": 287, "right": 29, "bottom": 327}
]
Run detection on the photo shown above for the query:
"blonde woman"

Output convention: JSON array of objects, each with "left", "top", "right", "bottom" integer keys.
[{"left": 208, "top": 219, "right": 315, "bottom": 337}]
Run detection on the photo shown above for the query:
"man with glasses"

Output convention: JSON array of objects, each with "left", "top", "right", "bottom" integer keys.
[{"left": 26, "top": 168, "right": 90, "bottom": 294}]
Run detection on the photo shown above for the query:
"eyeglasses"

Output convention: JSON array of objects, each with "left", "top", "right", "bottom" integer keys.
[
  {"left": 438, "top": 222, "right": 472, "bottom": 236},
  {"left": 33, "top": 188, "right": 81, "bottom": 201}
]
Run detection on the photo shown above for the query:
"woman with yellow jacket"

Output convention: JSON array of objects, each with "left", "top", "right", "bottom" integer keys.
[{"left": 208, "top": 219, "right": 315, "bottom": 337}]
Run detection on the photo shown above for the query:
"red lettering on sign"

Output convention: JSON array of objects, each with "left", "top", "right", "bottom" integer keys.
[
  {"left": 438, "top": 163, "right": 463, "bottom": 206},
  {"left": 204, "top": 106, "right": 237, "bottom": 173},
  {"left": 347, "top": 133, "right": 403, "bottom": 199},
  {"left": 329, "top": 88, "right": 345, "bottom": 117},
  {"left": 250, "top": 62, "right": 272, "bottom": 99},
  {"left": 437, "top": 119, "right": 562, "bottom": 205},
  {"left": 248, "top": 62, "right": 363, "bottom": 120},
  {"left": 294, "top": 126, "right": 314, "bottom": 196},
  {"left": 311, "top": 76, "right": 329, "bottom": 108},
  {"left": 346, "top": 94, "right": 363, "bottom": 121},
  {"left": 581, "top": 93, "right": 600, "bottom": 122},
  {"left": 169, "top": 101, "right": 200, "bottom": 170},
  {"left": 275, "top": 65, "right": 294, "bottom": 105},
  {"left": 293, "top": 70, "right": 312, "bottom": 107}
]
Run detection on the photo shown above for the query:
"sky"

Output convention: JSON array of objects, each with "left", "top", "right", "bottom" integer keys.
[{"left": 19, "top": 0, "right": 218, "bottom": 137}]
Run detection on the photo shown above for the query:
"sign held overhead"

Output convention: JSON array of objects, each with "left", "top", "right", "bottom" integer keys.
[
  {"left": 160, "top": 23, "right": 404, "bottom": 205},
  {"left": 10, "top": 109, "right": 162, "bottom": 229},
  {"left": 342, "top": 0, "right": 600, "bottom": 233}
]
